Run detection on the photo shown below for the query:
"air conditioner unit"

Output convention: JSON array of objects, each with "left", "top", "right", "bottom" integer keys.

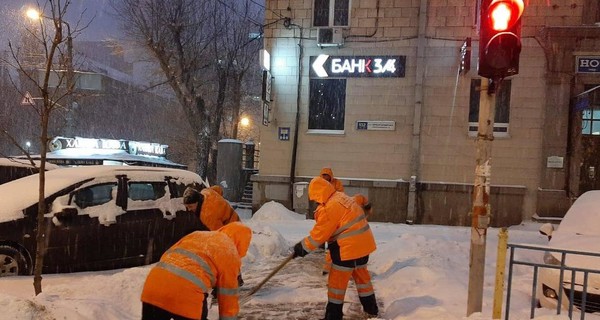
[{"left": 317, "top": 28, "right": 344, "bottom": 47}]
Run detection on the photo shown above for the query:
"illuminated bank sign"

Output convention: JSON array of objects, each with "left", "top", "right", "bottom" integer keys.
[
  {"left": 310, "top": 54, "right": 406, "bottom": 78},
  {"left": 576, "top": 56, "right": 600, "bottom": 73}
]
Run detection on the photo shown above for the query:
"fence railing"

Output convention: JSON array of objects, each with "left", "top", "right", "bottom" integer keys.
[{"left": 506, "top": 243, "right": 600, "bottom": 320}]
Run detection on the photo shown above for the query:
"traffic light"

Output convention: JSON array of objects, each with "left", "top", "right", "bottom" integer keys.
[{"left": 478, "top": 0, "right": 524, "bottom": 79}]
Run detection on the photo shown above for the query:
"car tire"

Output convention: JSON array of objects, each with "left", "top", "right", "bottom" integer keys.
[{"left": 0, "top": 245, "right": 30, "bottom": 276}]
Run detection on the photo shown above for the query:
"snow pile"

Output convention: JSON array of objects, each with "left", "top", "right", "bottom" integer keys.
[
  {"left": 250, "top": 201, "right": 305, "bottom": 221},
  {"left": 244, "top": 224, "right": 292, "bottom": 264}
]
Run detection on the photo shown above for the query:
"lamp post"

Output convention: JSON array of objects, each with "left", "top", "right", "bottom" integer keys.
[
  {"left": 25, "top": 8, "right": 75, "bottom": 137},
  {"left": 25, "top": 141, "right": 31, "bottom": 154}
]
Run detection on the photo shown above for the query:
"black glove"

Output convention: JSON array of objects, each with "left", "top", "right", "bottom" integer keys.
[{"left": 292, "top": 242, "right": 308, "bottom": 258}]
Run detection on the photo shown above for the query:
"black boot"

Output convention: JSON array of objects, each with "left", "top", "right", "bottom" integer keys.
[
  {"left": 359, "top": 294, "right": 379, "bottom": 316},
  {"left": 322, "top": 302, "right": 343, "bottom": 320}
]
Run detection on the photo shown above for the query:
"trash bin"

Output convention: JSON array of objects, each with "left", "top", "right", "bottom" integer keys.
[{"left": 292, "top": 182, "right": 309, "bottom": 217}]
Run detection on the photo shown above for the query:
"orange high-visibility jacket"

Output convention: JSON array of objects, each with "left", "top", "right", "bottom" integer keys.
[
  {"left": 210, "top": 185, "right": 224, "bottom": 195},
  {"left": 304, "top": 176, "right": 376, "bottom": 261},
  {"left": 141, "top": 223, "right": 251, "bottom": 320},
  {"left": 199, "top": 187, "right": 240, "bottom": 231},
  {"left": 320, "top": 167, "right": 344, "bottom": 192}
]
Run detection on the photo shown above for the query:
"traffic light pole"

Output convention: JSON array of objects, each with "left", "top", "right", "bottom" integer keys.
[{"left": 467, "top": 77, "right": 496, "bottom": 316}]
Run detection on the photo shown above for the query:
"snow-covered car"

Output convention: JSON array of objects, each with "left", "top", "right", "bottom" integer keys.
[
  {"left": 537, "top": 190, "right": 600, "bottom": 313},
  {"left": 0, "top": 165, "right": 207, "bottom": 276},
  {"left": 0, "top": 158, "right": 59, "bottom": 185}
]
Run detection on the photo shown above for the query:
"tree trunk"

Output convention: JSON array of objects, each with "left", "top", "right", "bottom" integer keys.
[
  {"left": 33, "top": 106, "right": 50, "bottom": 295},
  {"left": 231, "top": 73, "right": 244, "bottom": 139},
  {"left": 206, "top": 67, "right": 229, "bottom": 182}
]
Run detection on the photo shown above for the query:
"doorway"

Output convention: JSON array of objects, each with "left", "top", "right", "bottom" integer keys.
[{"left": 579, "top": 86, "right": 600, "bottom": 194}]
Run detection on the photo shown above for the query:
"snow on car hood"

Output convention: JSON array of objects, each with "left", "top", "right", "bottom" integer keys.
[
  {"left": 554, "top": 190, "right": 600, "bottom": 236},
  {"left": 547, "top": 191, "right": 600, "bottom": 271},
  {"left": 548, "top": 232, "right": 600, "bottom": 271},
  {"left": 0, "top": 165, "right": 203, "bottom": 223}
]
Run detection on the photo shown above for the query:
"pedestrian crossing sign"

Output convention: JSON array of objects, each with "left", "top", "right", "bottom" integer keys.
[{"left": 21, "top": 91, "right": 35, "bottom": 106}]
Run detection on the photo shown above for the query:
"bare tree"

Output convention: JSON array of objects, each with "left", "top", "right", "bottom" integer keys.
[
  {"left": 223, "top": 1, "right": 263, "bottom": 140},
  {"left": 0, "top": 0, "right": 85, "bottom": 295},
  {"left": 111, "top": 0, "right": 263, "bottom": 181}
]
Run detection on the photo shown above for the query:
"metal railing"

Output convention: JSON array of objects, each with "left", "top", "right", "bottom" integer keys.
[{"left": 505, "top": 243, "right": 600, "bottom": 320}]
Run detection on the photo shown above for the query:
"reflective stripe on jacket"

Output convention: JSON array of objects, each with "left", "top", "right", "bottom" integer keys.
[
  {"left": 200, "top": 187, "right": 240, "bottom": 231},
  {"left": 304, "top": 176, "right": 376, "bottom": 261},
  {"left": 141, "top": 231, "right": 242, "bottom": 319}
]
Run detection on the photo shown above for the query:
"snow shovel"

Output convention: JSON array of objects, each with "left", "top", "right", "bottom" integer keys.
[{"left": 240, "top": 253, "right": 294, "bottom": 305}]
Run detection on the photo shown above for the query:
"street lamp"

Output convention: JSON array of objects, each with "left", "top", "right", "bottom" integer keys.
[
  {"left": 240, "top": 117, "right": 250, "bottom": 127},
  {"left": 25, "top": 7, "right": 75, "bottom": 137},
  {"left": 25, "top": 141, "right": 31, "bottom": 153}
]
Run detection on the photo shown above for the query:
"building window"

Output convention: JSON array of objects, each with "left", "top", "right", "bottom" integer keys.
[
  {"left": 309, "top": 79, "right": 346, "bottom": 132},
  {"left": 582, "top": 85, "right": 600, "bottom": 135},
  {"left": 468, "top": 79, "right": 511, "bottom": 136},
  {"left": 313, "top": 0, "right": 350, "bottom": 27}
]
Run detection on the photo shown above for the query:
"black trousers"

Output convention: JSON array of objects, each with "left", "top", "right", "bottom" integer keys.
[
  {"left": 325, "top": 241, "right": 379, "bottom": 319},
  {"left": 142, "top": 295, "right": 208, "bottom": 320}
]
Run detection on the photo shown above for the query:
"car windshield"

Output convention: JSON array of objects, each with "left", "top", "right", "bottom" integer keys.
[{"left": 554, "top": 190, "right": 600, "bottom": 236}]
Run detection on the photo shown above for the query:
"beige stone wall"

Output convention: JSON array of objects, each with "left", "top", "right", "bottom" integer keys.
[{"left": 260, "top": 0, "right": 588, "bottom": 220}]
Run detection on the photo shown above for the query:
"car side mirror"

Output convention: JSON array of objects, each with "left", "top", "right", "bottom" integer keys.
[{"left": 539, "top": 223, "right": 554, "bottom": 241}]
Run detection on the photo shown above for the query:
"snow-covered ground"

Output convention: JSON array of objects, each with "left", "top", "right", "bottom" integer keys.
[{"left": 0, "top": 201, "right": 595, "bottom": 319}]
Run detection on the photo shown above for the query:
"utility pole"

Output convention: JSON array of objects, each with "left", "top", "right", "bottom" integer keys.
[
  {"left": 468, "top": 0, "right": 524, "bottom": 314},
  {"left": 467, "top": 77, "right": 496, "bottom": 316}
]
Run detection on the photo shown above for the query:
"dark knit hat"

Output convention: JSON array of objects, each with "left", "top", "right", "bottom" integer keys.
[{"left": 183, "top": 187, "right": 201, "bottom": 204}]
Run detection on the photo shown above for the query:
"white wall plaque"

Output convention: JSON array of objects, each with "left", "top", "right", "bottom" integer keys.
[
  {"left": 356, "top": 120, "right": 396, "bottom": 131},
  {"left": 546, "top": 156, "right": 564, "bottom": 169}
]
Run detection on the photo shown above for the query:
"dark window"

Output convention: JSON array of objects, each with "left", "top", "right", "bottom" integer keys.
[
  {"left": 74, "top": 183, "right": 117, "bottom": 209},
  {"left": 309, "top": 79, "right": 346, "bottom": 131},
  {"left": 129, "top": 182, "right": 167, "bottom": 201},
  {"left": 314, "top": 0, "right": 349, "bottom": 27},
  {"left": 314, "top": 0, "right": 330, "bottom": 27},
  {"left": 469, "top": 79, "right": 511, "bottom": 134},
  {"left": 582, "top": 85, "right": 600, "bottom": 136},
  {"left": 333, "top": 0, "right": 350, "bottom": 26}
]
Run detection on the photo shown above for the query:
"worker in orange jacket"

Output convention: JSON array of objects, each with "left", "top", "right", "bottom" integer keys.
[
  {"left": 292, "top": 176, "right": 379, "bottom": 320},
  {"left": 318, "top": 167, "right": 344, "bottom": 275},
  {"left": 183, "top": 186, "right": 240, "bottom": 231},
  {"left": 322, "top": 193, "right": 373, "bottom": 275},
  {"left": 320, "top": 167, "right": 344, "bottom": 192},
  {"left": 141, "top": 222, "right": 252, "bottom": 320}
]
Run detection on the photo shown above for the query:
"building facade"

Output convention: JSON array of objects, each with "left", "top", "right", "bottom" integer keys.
[{"left": 253, "top": 0, "right": 600, "bottom": 226}]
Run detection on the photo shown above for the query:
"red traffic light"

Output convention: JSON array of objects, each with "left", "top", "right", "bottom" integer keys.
[
  {"left": 488, "top": 0, "right": 524, "bottom": 31},
  {"left": 478, "top": 0, "right": 524, "bottom": 79}
]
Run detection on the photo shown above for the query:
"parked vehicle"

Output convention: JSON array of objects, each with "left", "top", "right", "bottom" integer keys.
[
  {"left": 0, "top": 158, "right": 59, "bottom": 185},
  {"left": 537, "top": 190, "right": 600, "bottom": 313},
  {"left": 0, "top": 165, "right": 207, "bottom": 276}
]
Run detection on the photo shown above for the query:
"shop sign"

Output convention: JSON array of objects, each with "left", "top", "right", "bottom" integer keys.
[
  {"left": 48, "top": 137, "right": 168, "bottom": 157},
  {"left": 310, "top": 55, "right": 405, "bottom": 78},
  {"left": 576, "top": 56, "right": 600, "bottom": 73}
]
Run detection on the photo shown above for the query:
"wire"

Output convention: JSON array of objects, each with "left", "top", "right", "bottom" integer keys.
[
  {"left": 213, "top": 0, "right": 264, "bottom": 27},
  {"left": 248, "top": 0, "right": 285, "bottom": 18}
]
